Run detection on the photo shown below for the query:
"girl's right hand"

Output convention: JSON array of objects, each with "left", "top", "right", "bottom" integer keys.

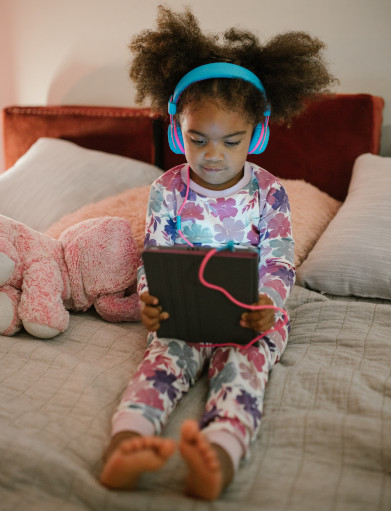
[{"left": 140, "top": 292, "right": 169, "bottom": 332}]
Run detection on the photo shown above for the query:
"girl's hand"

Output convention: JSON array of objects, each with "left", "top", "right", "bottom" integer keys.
[
  {"left": 140, "top": 292, "right": 169, "bottom": 332},
  {"left": 240, "top": 294, "right": 275, "bottom": 332}
]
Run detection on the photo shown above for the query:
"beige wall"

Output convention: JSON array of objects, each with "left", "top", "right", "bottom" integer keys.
[{"left": 1, "top": 0, "right": 390, "bottom": 170}]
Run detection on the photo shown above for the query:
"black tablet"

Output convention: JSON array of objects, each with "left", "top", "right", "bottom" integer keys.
[{"left": 142, "top": 245, "right": 259, "bottom": 344}]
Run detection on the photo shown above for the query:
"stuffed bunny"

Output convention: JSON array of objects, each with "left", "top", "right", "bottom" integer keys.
[{"left": 0, "top": 215, "right": 141, "bottom": 338}]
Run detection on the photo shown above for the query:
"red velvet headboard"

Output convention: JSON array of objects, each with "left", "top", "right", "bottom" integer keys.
[
  {"left": 2, "top": 94, "right": 384, "bottom": 201},
  {"left": 2, "top": 105, "right": 160, "bottom": 169},
  {"left": 162, "top": 94, "right": 384, "bottom": 201}
]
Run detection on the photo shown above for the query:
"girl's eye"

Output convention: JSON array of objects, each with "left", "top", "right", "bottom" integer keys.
[
  {"left": 190, "top": 138, "right": 206, "bottom": 146},
  {"left": 189, "top": 138, "right": 241, "bottom": 147}
]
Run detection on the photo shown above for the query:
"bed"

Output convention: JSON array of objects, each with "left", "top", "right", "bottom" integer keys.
[{"left": 1, "top": 94, "right": 390, "bottom": 511}]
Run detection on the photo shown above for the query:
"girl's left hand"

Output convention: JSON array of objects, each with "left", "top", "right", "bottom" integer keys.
[{"left": 240, "top": 294, "right": 275, "bottom": 332}]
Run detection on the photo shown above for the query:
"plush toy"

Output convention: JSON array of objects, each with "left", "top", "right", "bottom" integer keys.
[{"left": 0, "top": 214, "right": 141, "bottom": 339}]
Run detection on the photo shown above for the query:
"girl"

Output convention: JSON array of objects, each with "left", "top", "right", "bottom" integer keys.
[{"left": 100, "top": 6, "right": 336, "bottom": 500}]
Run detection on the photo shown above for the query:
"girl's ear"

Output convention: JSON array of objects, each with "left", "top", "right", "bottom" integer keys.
[
  {"left": 168, "top": 117, "right": 186, "bottom": 154},
  {"left": 248, "top": 119, "right": 270, "bottom": 154}
]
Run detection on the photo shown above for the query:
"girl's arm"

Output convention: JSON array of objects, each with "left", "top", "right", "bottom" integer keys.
[
  {"left": 257, "top": 179, "right": 296, "bottom": 310},
  {"left": 242, "top": 179, "right": 295, "bottom": 333},
  {"left": 137, "top": 180, "right": 177, "bottom": 296},
  {"left": 136, "top": 179, "right": 178, "bottom": 331}
]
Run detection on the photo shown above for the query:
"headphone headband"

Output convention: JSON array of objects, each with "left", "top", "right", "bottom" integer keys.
[
  {"left": 168, "top": 62, "right": 270, "bottom": 116},
  {"left": 167, "top": 62, "right": 271, "bottom": 155}
]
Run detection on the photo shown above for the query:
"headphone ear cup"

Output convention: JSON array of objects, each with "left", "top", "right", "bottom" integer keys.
[
  {"left": 168, "top": 120, "right": 185, "bottom": 154},
  {"left": 248, "top": 122, "right": 270, "bottom": 154}
]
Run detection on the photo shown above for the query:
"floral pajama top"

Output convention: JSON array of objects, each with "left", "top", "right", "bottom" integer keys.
[{"left": 137, "top": 161, "right": 295, "bottom": 317}]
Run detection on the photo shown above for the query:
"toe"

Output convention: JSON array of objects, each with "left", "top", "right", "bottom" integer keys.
[{"left": 181, "top": 419, "right": 200, "bottom": 440}]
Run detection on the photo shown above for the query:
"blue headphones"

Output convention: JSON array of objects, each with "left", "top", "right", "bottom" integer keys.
[{"left": 167, "top": 62, "right": 270, "bottom": 155}]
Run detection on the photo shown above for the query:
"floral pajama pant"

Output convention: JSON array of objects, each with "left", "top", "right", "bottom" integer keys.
[{"left": 112, "top": 319, "right": 288, "bottom": 458}]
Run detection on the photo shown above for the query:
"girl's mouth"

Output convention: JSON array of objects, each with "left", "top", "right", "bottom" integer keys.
[{"left": 202, "top": 166, "right": 224, "bottom": 173}]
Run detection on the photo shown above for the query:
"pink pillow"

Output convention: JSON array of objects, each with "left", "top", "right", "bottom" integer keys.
[
  {"left": 45, "top": 186, "right": 151, "bottom": 250},
  {"left": 281, "top": 179, "right": 341, "bottom": 265},
  {"left": 46, "top": 180, "right": 341, "bottom": 266}
]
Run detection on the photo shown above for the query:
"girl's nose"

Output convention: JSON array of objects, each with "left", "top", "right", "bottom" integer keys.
[{"left": 205, "top": 142, "right": 222, "bottom": 161}]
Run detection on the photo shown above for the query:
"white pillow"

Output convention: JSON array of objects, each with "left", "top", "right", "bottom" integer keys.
[
  {"left": 0, "top": 138, "right": 162, "bottom": 232},
  {"left": 297, "top": 153, "right": 391, "bottom": 299}
]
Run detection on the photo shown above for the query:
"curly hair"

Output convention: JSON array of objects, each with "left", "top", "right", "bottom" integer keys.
[{"left": 129, "top": 5, "right": 338, "bottom": 125}]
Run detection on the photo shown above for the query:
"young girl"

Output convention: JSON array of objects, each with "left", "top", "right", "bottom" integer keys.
[{"left": 100, "top": 6, "right": 336, "bottom": 500}]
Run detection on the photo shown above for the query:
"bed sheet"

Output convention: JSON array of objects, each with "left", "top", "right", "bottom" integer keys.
[{"left": 1, "top": 285, "right": 390, "bottom": 511}]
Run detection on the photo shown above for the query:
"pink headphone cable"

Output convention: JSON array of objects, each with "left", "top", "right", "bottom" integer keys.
[
  {"left": 197, "top": 247, "right": 289, "bottom": 349},
  {"left": 177, "top": 166, "right": 194, "bottom": 247},
  {"left": 176, "top": 166, "right": 289, "bottom": 349}
]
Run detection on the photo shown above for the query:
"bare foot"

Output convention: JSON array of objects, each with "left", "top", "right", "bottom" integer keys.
[
  {"left": 100, "top": 432, "right": 176, "bottom": 490},
  {"left": 179, "top": 419, "right": 234, "bottom": 500}
]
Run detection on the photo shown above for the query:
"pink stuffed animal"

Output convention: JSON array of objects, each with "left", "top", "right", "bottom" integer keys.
[{"left": 0, "top": 215, "right": 141, "bottom": 338}]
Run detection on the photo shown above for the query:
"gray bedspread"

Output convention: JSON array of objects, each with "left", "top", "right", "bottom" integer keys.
[{"left": 1, "top": 285, "right": 390, "bottom": 511}]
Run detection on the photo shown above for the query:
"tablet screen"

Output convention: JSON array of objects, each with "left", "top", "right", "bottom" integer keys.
[{"left": 142, "top": 245, "right": 259, "bottom": 344}]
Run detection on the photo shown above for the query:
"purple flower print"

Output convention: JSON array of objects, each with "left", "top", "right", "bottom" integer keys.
[
  {"left": 236, "top": 390, "right": 262, "bottom": 427},
  {"left": 145, "top": 216, "right": 162, "bottom": 246},
  {"left": 147, "top": 370, "right": 179, "bottom": 403},
  {"left": 180, "top": 184, "right": 197, "bottom": 202},
  {"left": 164, "top": 217, "right": 177, "bottom": 242},
  {"left": 246, "top": 224, "right": 259, "bottom": 245},
  {"left": 210, "top": 198, "right": 238, "bottom": 221},
  {"left": 258, "top": 224, "right": 270, "bottom": 243},
  {"left": 199, "top": 405, "right": 219, "bottom": 429},
  {"left": 214, "top": 218, "right": 245, "bottom": 243},
  {"left": 266, "top": 267, "right": 295, "bottom": 288},
  {"left": 263, "top": 335, "right": 277, "bottom": 353},
  {"left": 144, "top": 232, "right": 157, "bottom": 247},
  {"left": 269, "top": 187, "right": 290, "bottom": 212},
  {"left": 277, "top": 267, "right": 296, "bottom": 289}
]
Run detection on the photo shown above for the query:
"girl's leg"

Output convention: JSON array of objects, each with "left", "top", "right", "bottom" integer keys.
[
  {"left": 203, "top": 325, "right": 288, "bottom": 459},
  {"left": 181, "top": 325, "right": 289, "bottom": 499},
  {"left": 179, "top": 418, "right": 235, "bottom": 500},
  {"left": 179, "top": 342, "right": 272, "bottom": 500},
  {"left": 112, "top": 335, "right": 208, "bottom": 435},
  {"left": 203, "top": 337, "right": 284, "bottom": 457},
  {"left": 100, "top": 335, "right": 208, "bottom": 489}
]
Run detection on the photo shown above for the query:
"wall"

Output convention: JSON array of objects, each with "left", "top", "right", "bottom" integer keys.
[{"left": 1, "top": 0, "right": 390, "bottom": 171}]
